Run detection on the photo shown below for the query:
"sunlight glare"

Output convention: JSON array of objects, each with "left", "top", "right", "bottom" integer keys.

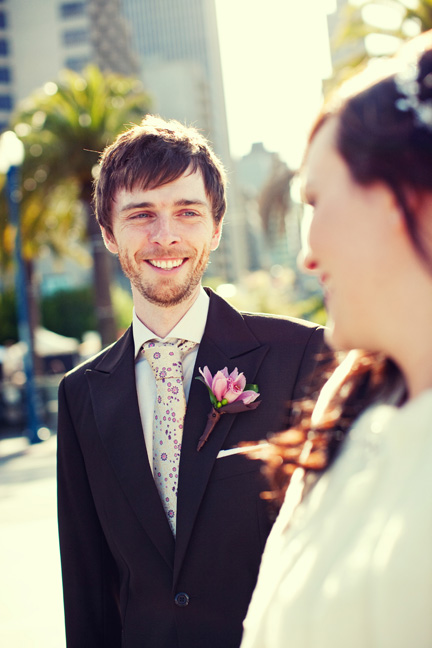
[
  {"left": 216, "top": 0, "right": 331, "bottom": 168},
  {"left": 365, "top": 33, "right": 403, "bottom": 56},
  {"left": 361, "top": 4, "right": 403, "bottom": 31}
]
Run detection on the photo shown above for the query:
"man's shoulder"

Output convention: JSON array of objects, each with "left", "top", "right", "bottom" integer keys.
[
  {"left": 240, "top": 310, "right": 324, "bottom": 342},
  {"left": 241, "top": 309, "right": 321, "bottom": 329},
  {"left": 208, "top": 288, "right": 322, "bottom": 330},
  {"left": 62, "top": 327, "right": 132, "bottom": 384},
  {"left": 206, "top": 288, "right": 324, "bottom": 349}
]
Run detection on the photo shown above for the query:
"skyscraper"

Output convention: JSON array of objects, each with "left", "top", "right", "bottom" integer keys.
[
  {"left": 120, "top": 0, "right": 230, "bottom": 166},
  {"left": 0, "top": 0, "right": 137, "bottom": 131},
  {"left": 1, "top": 0, "right": 244, "bottom": 280},
  {"left": 119, "top": 0, "right": 243, "bottom": 279}
]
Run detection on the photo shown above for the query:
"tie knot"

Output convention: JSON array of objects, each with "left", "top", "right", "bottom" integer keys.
[{"left": 142, "top": 339, "right": 196, "bottom": 381}]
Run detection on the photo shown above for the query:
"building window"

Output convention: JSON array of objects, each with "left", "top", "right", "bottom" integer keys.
[
  {"left": 60, "top": 2, "right": 86, "bottom": 19},
  {"left": 65, "top": 56, "right": 89, "bottom": 72},
  {"left": 0, "top": 11, "right": 6, "bottom": 29},
  {"left": 0, "top": 67, "right": 10, "bottom": 82},
  {"left": 0, "top": 94, "right": 13, "bottom": 110},
  {"left": 63, "top": 29, "right": 88, "bottom": 46},
  {"left": 0, "top": 39, "right": 7, "bottom": 55}
]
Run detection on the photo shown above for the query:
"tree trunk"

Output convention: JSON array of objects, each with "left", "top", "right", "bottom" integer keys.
[{"left": 82, "top": 184, "right": 117, "bottom": 347}]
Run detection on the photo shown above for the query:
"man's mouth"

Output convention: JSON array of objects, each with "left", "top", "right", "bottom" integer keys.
[{"left": 147, "top": 258, "right": 185, "bottom": 270}]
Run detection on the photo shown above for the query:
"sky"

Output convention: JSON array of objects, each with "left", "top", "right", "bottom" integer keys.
[{"left": 215, "top": 0, "right": 337, "bottom": 169}]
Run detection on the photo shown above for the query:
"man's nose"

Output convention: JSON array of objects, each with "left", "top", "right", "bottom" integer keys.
[{"left": 149, "top": 216, "right": 181, "bottom": 246}]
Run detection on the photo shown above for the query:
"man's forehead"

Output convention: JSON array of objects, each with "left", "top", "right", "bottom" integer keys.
[{"left": 113, "top": 169, "right": 210, "bottom": 207}]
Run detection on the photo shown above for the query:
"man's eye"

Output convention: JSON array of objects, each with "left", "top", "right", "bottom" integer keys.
[
  {"left": 181, "top": 210, "right": 198, "bottom": 217},
  {"left": 131, "top": 212, "right": 151, "bottom": 219}
]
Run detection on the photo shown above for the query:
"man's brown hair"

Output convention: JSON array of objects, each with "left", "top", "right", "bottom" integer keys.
[{"left": 93, "top": 115, "right": 227, "bottom": 235}]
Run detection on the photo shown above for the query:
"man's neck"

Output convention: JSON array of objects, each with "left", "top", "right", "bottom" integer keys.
[{"left": 133, "top": 286, "right": 202, "bottom": 338}]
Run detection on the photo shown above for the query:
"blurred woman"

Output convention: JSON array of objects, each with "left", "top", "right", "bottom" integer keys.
[{"left": 241, "top": 31, "right": 432, "bottom": 648}]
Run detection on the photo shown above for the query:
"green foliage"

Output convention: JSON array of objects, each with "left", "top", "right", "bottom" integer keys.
[
  {"left": 328, "top": 0, "right": 432, "bottom": 91},
  {"left": 1, "top": 65, "right": 152, "bottom": 344},
  {"left": 210, "top": 271, "right": 326, "bottom": 327},
  {"left": 13, "top": 65, "right": 151, "bottom": 197},
  {"left": 2, "top": 65, "right": 151, "bottom": 270},
  {"left": 40, "top": 283, "right": 134, "bottom": 341},
  {"left": 111, "top": 284, "right": 133, "bottom": 333},
  {"left": 41, "top": 287, "right": 97, "bottom": 340},
  {"left": 282, "top": 295, "right": 327, "bottom": 326}
]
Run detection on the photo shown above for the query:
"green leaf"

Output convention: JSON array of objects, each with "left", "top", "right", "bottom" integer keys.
[
  {"left": 195, "top": 376, "right": 218, "bottom": 406},
  {"left": 245, "top": 383, "right": 259, "bottom": 393}
]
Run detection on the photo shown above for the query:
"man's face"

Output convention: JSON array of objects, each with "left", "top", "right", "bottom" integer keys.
[{"left": 102, "top": 169, "right": 222, "bottom": 309}]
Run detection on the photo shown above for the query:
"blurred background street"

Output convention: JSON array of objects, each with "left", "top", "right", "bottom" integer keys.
[
  {"left": 1, "top": 0, "right": 429, "bottom": 644},
  {"left": 0, "top": 434, "right": 65, "bottom": 647}
]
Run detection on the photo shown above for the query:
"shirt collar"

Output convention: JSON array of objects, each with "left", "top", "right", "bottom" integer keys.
[{"left": 133, "top": 286, "right": 210, "bottom": 357}]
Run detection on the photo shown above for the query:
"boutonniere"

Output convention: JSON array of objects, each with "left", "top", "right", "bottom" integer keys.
[{"left": 195, "top": 366, "right": 261, "bottom": 451}]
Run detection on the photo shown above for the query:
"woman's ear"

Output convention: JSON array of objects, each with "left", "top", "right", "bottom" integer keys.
[{"left": 377, "top": 183, "right": 405, "bottom": 232}]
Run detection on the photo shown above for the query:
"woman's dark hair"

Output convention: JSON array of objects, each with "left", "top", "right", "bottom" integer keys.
[
  {"left": 259, "top": 33, "right": 432, "bottom": 506},
  {"left": 260, "top": 352, "right": 402, "bottom": 506}
]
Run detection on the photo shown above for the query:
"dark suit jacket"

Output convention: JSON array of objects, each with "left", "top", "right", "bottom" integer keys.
[{"left": 57, "top": 289, "right": 325, "bottom": 648}]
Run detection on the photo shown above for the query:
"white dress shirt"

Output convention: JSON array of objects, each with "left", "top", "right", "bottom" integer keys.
[{"left": 133, "top": 287, "right": 210, "bottom": 467}]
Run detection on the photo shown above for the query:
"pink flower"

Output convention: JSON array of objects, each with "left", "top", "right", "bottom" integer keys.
[
  {"left": 198, "top": 366, "right": 260, "bottom": 407},
  {"left": 196, "top": 365, "right": 261, "bottom": 451}
]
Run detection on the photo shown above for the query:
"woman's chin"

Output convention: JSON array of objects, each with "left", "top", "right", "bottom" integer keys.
[{"left": 324, "top": 322, "right": 350, "bottom": 352}]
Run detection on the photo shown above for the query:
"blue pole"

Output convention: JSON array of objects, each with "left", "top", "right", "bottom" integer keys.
[{"left": 6, "top": 164, "right": 46, "bottom": 444}]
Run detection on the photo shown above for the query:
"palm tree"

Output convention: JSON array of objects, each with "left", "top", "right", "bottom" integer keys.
[
  {"left": 258, "top": 163, "right": 294, "bottom": 239},
  {"left": 328, "top": 0, "right": 432, "bottom": 89},
  {"left": 0, "top": 176, "right": 87, "bottom": 359},
  {"left": 10, "top": 65, "right": 151, "bottom": 345}
]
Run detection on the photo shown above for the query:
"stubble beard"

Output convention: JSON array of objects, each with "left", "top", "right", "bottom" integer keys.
[{"left": 117, "top": 245, "right": 212, "bottom": 308}]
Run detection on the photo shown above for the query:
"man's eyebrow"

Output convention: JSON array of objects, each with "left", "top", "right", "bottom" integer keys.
[
  {"left": 120, "top": 201, "right": 154, "bottom": 213},
  {"left": 174, "top": 199, "right": 208, "bottom": 207},
  {"left": 120, "top": 198, "right": 208, "bottom": 212}
]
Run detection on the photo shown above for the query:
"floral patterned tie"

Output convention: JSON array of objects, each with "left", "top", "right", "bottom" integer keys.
[{"left": 142, "top": 338, "right": 196, "bottom": 535}]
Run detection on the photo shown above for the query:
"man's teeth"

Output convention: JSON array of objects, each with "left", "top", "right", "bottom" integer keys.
[{"left": 149, "top": 259, "right": 183, "bottom": 269}]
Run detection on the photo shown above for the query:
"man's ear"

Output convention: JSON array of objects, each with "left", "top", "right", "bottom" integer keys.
[
  {"left": 210, "top": 218, "right": 223, "bottom": 251},
  {"left": 100, "top": 226, "right": 118, "bottom": 254}
]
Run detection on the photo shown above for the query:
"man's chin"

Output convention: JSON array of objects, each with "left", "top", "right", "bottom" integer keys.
[{"left": 134, "top": 281, "right": 199, "bottom": 308}]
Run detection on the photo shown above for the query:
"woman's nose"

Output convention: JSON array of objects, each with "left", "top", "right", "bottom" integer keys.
[
  {"left": 297, "top": 246, "right": 318, "bottom": 274},
  {"left": 298, "top": 207, "right": 318, "bottom": 274}
]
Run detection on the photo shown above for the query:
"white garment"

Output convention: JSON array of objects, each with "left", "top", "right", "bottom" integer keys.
[
  {"left": 133, "top": 287, "right": 209, "bottom": 467},
  {"left": 241, "top": 377, "right": 432, "bottom": 648}
]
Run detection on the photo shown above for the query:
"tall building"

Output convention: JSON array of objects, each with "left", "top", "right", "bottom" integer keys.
[
  {"left": 1, "top": 0, "right": 244, "bottom": 281},
  {"left": 119, "top": 0, "right": 242, "bottom": 280},
  {"left": 120, "top": 0, "right": 230, "bottom": 164},
  {"left": 0, "top": 0, "right": 137, "bottom": 133},
  {"left": 236, "top": 142, "right": 300, "bottom": 272}
]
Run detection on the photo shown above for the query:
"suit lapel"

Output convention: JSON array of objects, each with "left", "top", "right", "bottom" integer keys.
[
  {"left": 83, "top": 293, "right": 269, "bottom": 582},
  {"left": 174, "top": 291, "right": 269, "bottom": 583},
  {"left": 86, "top": 328, "right": 175, "bottom": 569}
]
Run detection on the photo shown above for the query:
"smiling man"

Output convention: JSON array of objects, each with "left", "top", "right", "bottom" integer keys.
[
  {"left": 57, "top": 115, "right": 325, "bottom": 648},
  {"left": 102, "top": 169, "right": 221, "bottom": 334}
]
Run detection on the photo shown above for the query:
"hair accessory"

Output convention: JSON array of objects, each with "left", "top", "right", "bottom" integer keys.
[{"left": 395, "top": 61, "right": 432, "bottom": 132}]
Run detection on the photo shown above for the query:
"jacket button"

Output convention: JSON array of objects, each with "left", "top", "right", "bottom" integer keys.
[{"left": 174, "top": 592, "right": 190, "bottom": 607}]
